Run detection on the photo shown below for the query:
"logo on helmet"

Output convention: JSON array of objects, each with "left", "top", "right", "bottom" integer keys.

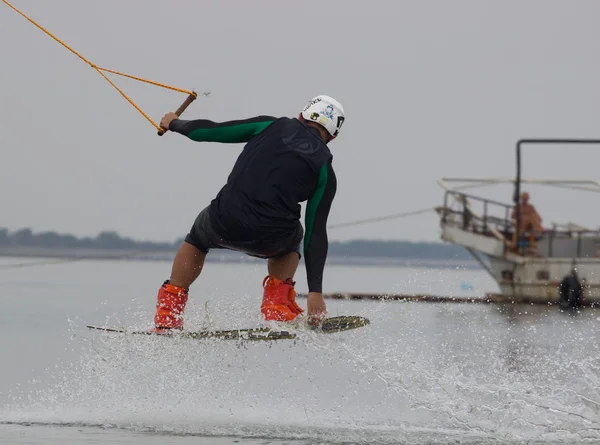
[
  {"left": 321, "top": 104, "right": 335, "bottom": 120},
  {"left": 303, "top": 97, "right": 322, "bottom": 112}
]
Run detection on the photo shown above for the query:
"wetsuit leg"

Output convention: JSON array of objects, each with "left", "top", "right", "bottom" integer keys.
[
  {"left": 184, "top": 206, "right": 225, "bottom": 253},
  {"left": 186, "top": 205, "right": 304, "bottom": 260}
]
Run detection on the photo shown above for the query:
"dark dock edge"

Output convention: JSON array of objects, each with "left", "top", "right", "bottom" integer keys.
[
  {"left": 297, "top": 292, "right": 491, "bottom": 304},
  {"left": 296, "top": 293, "right": 600, "bottom": 307}
]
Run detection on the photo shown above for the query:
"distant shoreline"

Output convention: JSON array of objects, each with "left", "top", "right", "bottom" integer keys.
[
  {"left": 0, "top": 246, "right": 482, "bottom": 270},
  {"left": 0, "top": 227, "right": 482, "bottom": 269}
]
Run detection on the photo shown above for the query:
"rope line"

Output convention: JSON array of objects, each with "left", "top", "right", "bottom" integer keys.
[
  {"left": 2, "top": 0, "right": 196, "bottom": 131},
  {"left": 3, "top": 0, "right": 93, "bottom": 65},
  {"left": 328, "top": 207, "right": 434, "bottom": 229},
  {"left": 93, "top": 68, "right": 162, "bottom": 131},
  {"left": 95, "top": 66, "right": 194, "bottom": 96}
]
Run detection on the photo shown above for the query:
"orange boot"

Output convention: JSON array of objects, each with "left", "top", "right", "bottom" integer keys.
[
  {"left": 261, "top": 275, "right": 304, "bottom": 321},
  {"left": 153, "top": 280, "right": 189, "bottom": 330}
]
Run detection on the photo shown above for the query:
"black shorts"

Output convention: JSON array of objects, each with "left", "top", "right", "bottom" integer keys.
[{"left": 184, "top": 206, "right": 303, "bottom": 259}]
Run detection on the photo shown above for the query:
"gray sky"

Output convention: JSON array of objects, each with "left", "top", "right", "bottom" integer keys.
[{"left": 1, "top": 1, "right": 600, "bottom": 243}]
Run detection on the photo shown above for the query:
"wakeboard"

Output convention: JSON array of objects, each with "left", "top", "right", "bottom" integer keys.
[{"left": 86, "top": 315, "right": 369, "bottom": 341}]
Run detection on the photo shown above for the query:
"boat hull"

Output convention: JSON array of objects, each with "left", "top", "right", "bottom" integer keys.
[{"left": 489, "top": 257, "right": 600, "bottom": 303}]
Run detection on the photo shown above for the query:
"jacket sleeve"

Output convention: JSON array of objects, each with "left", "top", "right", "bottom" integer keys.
[
  {"left": 304, "top": 160, "right": 337, "bottom": 293},
  {"left": 169, "top": 116, "right": 277, "bottom": 143}
]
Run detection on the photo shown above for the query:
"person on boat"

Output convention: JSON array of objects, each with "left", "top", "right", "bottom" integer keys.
[
  {"left": 559, "top": 267, "right": 583, "bottom": 309},
  {"left": 152, "top": 95, "right": 345, "bottom": 331},
  {"left": 511, "top": 192, "right": 543, "bottom": 234},
  {"left": 459, "top": 195, "right": 474, "bottom": 230}
]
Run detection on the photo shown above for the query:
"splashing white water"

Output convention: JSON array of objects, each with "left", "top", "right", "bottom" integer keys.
[{"left": 4, "top": 297, "right": 600, "bottom": 444}]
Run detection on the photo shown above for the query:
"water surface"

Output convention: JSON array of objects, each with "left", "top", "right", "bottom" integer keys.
[{"left": 2, "top": 257, "right": 599, "bottom": 444}]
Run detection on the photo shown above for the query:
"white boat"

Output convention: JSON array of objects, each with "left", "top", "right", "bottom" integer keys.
[{"left": 435, "top": 139, "right": 600, "bottom": 307}]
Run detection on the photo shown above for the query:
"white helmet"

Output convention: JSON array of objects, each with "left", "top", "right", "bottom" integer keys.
[{"left": 301, "top": 95, "right": 345, "bottom": 137}]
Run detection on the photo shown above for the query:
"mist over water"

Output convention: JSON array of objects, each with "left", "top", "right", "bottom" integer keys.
[{"left": 2, "top": 258, "right": 600, "bottom": 444}]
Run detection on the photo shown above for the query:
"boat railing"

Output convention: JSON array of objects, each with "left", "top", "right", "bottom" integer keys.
[
  {"left": 439, "top": 190, "right": 514, "bottom": 237},
  {"left": 438, "top": 190, "right": 600, "bottom": 258},
  {"left": 542, "top": 228, "right": 600, "bottom": 258}
]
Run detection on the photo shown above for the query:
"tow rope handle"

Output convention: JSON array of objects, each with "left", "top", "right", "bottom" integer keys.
[
  {"left": 157, "top": 92, "right": 198, "bottom": 136},
  {"left": 2, "top": 0, "right": 205, "bottom": 137}
]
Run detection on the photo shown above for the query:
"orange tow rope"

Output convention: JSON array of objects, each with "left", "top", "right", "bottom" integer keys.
[{"left": 2, "top": 0, "right": 201, "bottom": 134}]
